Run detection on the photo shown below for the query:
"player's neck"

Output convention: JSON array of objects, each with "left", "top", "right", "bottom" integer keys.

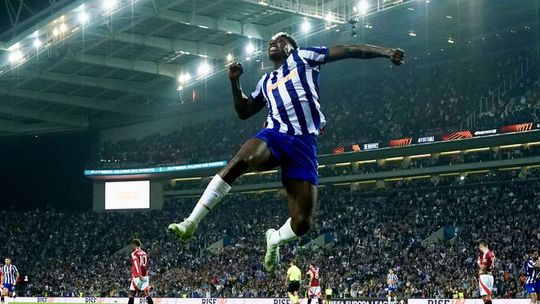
[
  {"left": 481, "top": 249, "right": 489, "bottom": 254},
  {"left": 271, "top": 58, "right": 287, "bottom": 70}
]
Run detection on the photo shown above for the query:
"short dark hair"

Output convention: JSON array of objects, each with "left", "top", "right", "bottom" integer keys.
[
  {"left": 289, "top": 259, "right": 296, "bottom": 265},
  {"left": 530, "top": 248, "right": 539, "bottom": 254},
  {"left": 132, "top": 239, "right": 141, "bottom": 247},
  {"left": 272, "top": 32, "right": 298, "bottom": 50},
  {"left": 479, "top": 240, "right": 489, "bottom": 247}
]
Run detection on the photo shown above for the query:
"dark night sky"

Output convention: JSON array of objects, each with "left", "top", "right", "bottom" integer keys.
[{"left": 0, "top": 132, "right": 96, "bottom": 211}]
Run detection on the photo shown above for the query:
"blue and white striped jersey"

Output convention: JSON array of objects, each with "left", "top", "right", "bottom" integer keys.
[
  {"left": 249, "top": 46, "right": 329, "bottom": 136},
  {"left": 1, "top": 264, "right": 18, "bottom": 284},
  {"left": 525, "top": 258, "right": 538, "bottom": 285},
  {"left": 387, "top": 273, "right": 398, "bottom": 288}
]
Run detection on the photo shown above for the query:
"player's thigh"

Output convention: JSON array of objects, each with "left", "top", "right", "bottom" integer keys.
[
  {"left": 284, "top": 179, "right": 317, "bottom": 218},
  {"left": 219, "top": 138, "right": 277, "bottom": 181}
]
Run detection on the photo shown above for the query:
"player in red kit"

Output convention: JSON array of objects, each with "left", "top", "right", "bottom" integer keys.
[
  {"left": 307, "top": 263, "right": 322, "bottom": 304},
  {"left": 129, "top": 239, "right": 153, "bottom": 304},
  {"left": 477, "top": 240, "right": 495, "bottom": 304}
]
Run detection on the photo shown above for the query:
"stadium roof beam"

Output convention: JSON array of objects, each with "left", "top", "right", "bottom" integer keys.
[
  {"left": 241, "top": 0, "right": 347, "bottom": 23},
  {"left": 17, "top": 69, "right": 166, "bottom": 99},
  {"left": 93, "top": 30, "right": 224, "bottom": 59},
  {"left": 0, "top": 103, "right": 88, "bottom": 127},
  {"left": 72, "top": 54, "right": 180, "bottom": 79},
  {"left": 0, "top": 87, "right": 143, "bottom": 115},
  {"left": 0, "top": 119, "right": 68, "bottom": 133},
  {"left": 138, "top": 6, "right": 272, "bottom": 40}
]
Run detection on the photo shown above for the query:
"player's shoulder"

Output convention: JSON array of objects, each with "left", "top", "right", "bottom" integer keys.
[{"left": 488, "top": 250, "right": 495, "bottom": 257}]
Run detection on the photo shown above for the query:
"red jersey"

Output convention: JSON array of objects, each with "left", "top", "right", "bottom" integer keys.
[
  {"left": 308, "top": 267, "right": 321, "bottom": 287},
  {"left": 478, "top": 250, "right": 495, "bottom": 274},
  {"left": 131, "top": 248, "right": 148, "bottom": 278}
]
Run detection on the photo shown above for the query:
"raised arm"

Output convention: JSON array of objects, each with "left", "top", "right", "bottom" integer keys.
[
  {"left": 228, "top": 62, "right": 266, "bottom": 120},
  {"left": 327, "top": 44, "right": 404, "bottom": 65}
]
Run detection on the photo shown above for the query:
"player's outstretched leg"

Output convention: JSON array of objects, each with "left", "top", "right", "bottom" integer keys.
[
  {"left": 168, "top": 138, "right": 276, "bottom": 242},
  {"left": 265, "top": 179, "right": 317, "bottom": 272}
]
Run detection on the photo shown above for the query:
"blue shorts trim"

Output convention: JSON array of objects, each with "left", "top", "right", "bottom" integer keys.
[
  {"left": 254, "top": 128, "right": 318, "bottom": 185},
  {"left": 526, "top": 283, "right": 537, "bottom": 294},
  {"left": 388, "top": 287, "right": 397, "bottom": 293},
  {"left": 2, "top": 283, "right": 15, "bottom": 292}
]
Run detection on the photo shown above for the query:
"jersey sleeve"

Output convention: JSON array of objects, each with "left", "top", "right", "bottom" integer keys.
[
  {"left": 13, "top": 265, "right": 18, "bottom": 273},
  {"left": 298, "top": 47, "right": 329, "bottom": 65},
  {"left": 248, "top": 75, "right": 267, "bottom": 107},
  {"left": 131, "top": 252, "right": 141, "bottom": 277}
]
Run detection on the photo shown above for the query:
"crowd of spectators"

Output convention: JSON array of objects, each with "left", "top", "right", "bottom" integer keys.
[
  {"left": 92, "top": 46, "right": 540, "bottom": 168},
  {"left": 1, "top": 173, "right": 539, "bottom": 299}
]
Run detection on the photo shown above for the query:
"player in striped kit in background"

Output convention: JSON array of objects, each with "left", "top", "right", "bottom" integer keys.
[
  {"left": 524, "top": 248, "right": 540, "bottom": 304},
  {"left": 387, "top": 269, "right": 398, "bottom": 304},
  {"left": 168, "top": 31, "right": 404, "bottom": 272},
  {"left": 1, "top": 258, "right": 19, "bottom": 304}
]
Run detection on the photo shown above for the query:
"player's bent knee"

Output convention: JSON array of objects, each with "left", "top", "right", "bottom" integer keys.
[{"left": 291, "top": 215, "right": 312, "bottom": 236}]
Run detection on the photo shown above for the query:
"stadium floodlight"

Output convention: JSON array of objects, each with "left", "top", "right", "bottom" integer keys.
[
  {"left": 8, "top": 50, "right": 23, "bottom": 63},
  {"left": 78, "top": 11, "right": 89, "bottom": 24},
  {"left": 103, "top": 0, "right": 117, "bottom": 11},
  {"left": 197, "top": 62, "right": 211, "bottom": 76},
  {"left": 409, "top": 31, "right": 417, "bottom": 37},
  {"left": 59, "top": 23, "right": 68, "bottom": 33},
  {"left": 53, "top": 27, "right": 60, "bottom": 36},
  {"left": 226, "top": 53, "right": 233, "bottom": 62},
  {"left": 33, "top": 38, "right": 43, "bottom": 48},
  {"left": 358, "top": 1, "right": 368, "bottom": 15},
  {"left": 178, "top": 73, "right": 191, "bottom": 84},
  {"left": 245, "top": 42, "right": 255, "bottom": 54},
  {"left": 324, "top": 12, "right": 334, "bottom": 22},
  {"left": 448, "top": 38, "right": 455, "bottom": 44},
  {"left": 301, "top": 20, "right": 311, "bottom": 33}
]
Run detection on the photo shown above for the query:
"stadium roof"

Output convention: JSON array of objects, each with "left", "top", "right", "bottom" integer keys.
[
  {"left": 0, "top": 0, "right": 535, "bottom": 135},
  {"left": 0, "top": 0, "right": 419, "bottom": 135}
]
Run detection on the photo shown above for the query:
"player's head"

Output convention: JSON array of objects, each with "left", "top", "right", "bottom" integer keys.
[
  {"left": 268, "top": 32, "right": 298, "bottom": 62},
  {"left": 388, "top": 268, "right": 394, "bottom": 274},
  {"left": 478, "top": 240, "right": 489, "bottom": 252},
  {"left": 530, "top": 248, "right": 539, "bottom": 259},
  {"left": 132, "top": 239, "right": 141, "bottom": 250},
  {"left": 310, "top": 262, "right": 316, "bottom": 268},
  {"left": 289, "top": 259, "right": 296, "bottom": 266},
  {"left": 4, "top": 257, "right": 11, "bottom": 265}
]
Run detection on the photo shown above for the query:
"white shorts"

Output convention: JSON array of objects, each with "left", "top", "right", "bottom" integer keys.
[
  {"left": 130, "top": 276, "right": 150, "bottom": 292},
  {"left": 309, "top": 286, "right": 321, "bottom": 298},
  {"left": 479, "top": 274, "right": 494, "bottom": 296}
]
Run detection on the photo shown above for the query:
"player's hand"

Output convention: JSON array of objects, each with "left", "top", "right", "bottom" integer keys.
[
  {"left": 228, "top": 62, "right": 243, "bottom": 80},
  {"left": 388, "top": 48, "right": 404, "bottom": 65}
]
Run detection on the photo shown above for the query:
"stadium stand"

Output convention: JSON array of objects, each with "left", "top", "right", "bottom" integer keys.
[
  {"left": 1, "top": 172, "right": 538, "bottom": 299},
  {"left": 92, "top": 47, "right": 540, "bottom": 168}
]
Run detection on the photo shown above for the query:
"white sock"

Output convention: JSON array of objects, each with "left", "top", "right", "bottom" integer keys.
[
  {"left": 186, "top": 175, "right": 231, "bottom": 223},
  {"left": 387, "top": 296, "right": 391, "bottom": 304},
  {"left": 269, "top": 218, "right": 299, "bottom": 246}
]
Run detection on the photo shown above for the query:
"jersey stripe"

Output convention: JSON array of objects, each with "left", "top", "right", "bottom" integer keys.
[
  {"left": 292, "top": 51, "right": 322, "bottom": 132},
  {"left": 525, "top": 259, "right": 538, "bottom": 284},
  {"left": 268, "top": 71, "right": 294, "bottom": 134},
  {"left": 2, "top": 265, "right": 18, "bottom": 285},
  {"left": 261, "top": 73, "right": 280, "bottom": 131},
  {"left": 282, "top": 61, "right": 309, "bottom": 135}
]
